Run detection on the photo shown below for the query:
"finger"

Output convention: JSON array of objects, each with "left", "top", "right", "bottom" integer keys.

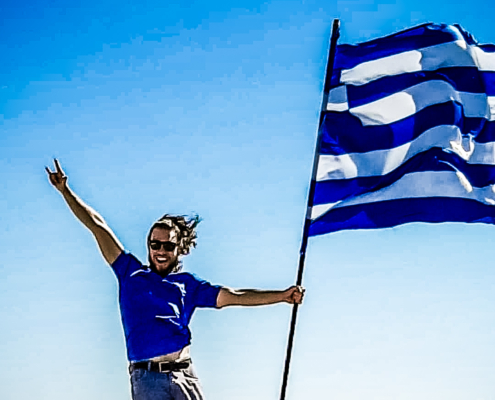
[
  {"left": 48, "top": 174, "right": 57, "bottom": 186},
  {"left": 291, "top": 292, "right": 301, "bottom": 301},
  {"left": 45, "top": 166, "right": 53, "bottom": 175},
  {"left": 54, "top": 159, "right": 64, "bottom": 175}
]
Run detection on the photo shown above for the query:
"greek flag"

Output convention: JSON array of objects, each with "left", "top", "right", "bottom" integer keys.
[{"left": 309, "top": 23, "right": 495, "bottom": 236}]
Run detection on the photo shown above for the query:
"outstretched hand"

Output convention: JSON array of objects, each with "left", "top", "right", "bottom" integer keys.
[
  {"left": 283, "top": 285, "right": 305, "bottom": 304},
  {"left": 45, "top": 159, "right": 68, "bottom": 193}
]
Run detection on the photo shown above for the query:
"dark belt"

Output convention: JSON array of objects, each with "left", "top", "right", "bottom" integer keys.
[{"left": 129, "top": 359, "right": 191, "bottom": 374}]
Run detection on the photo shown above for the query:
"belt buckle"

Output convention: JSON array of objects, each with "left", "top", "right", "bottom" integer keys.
[{"left": 158, "top": 362, "right": 172, "bottom": 373}]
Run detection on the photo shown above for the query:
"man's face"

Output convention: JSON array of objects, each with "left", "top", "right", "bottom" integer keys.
[{"left": 148, "top": 227, "right": 179, "bottom": 274}]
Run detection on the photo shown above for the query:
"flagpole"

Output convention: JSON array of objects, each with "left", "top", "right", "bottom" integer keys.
[{"left": 279, "top": 18, "right": 340, "bottom": 400}]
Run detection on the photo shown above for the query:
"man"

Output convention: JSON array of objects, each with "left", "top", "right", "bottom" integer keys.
[{"left": 45, "top": 159, "right": 304, "bottom": 400}]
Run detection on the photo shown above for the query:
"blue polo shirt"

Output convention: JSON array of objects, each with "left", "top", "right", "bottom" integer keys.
[{"left": 111, "top": 251, "right": 222, "bottom": 362}]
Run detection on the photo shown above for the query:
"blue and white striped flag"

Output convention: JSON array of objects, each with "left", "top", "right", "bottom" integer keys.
[{"left": 309, "top": 23, "right": 495, "bottom": 236}]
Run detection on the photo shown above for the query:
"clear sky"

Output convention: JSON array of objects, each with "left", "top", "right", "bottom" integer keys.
[{"left": 2, "top": 0, "right": 495, "bottom": 399}]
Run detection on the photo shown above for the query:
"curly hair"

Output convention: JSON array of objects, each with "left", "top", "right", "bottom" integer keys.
[{"left": 147, "top": 214, "right": 201, "bottom": 273}]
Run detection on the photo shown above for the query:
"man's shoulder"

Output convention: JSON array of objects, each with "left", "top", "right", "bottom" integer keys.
[
  {"left": 115, "top": 251, "right": 144, "bottom": 266},
  {"left": 111, "top": 251, "right": 147, "bottom": 278}
]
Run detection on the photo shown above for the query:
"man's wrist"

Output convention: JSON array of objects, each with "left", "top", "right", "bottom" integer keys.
[{"left": 59, "top": 184, "right": 70, "bottom": 196}]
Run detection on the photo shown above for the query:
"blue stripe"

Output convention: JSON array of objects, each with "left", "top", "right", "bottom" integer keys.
[
  {"left": 479, "top": 44, "right": 495, "bottom": 53},
  {"left": 482, "top": 71, "right": 495, "bottom": 95},
  {"left": 313, "top": 147, "right": 495, "bottom": 205},
  {"left": 308, "top": 197, "right": 495, "bottom": 236},
  {"left": 346, "top": 69, "right": 495, "bottom": 109},
  {"left": 319, "top": 105, "right": 495, "bottom": 155},
  {"left": 333, "top": 23, "right": 461, "bottom": 71},
  {"left": 476, "top": 122, "right": 495, "bottom": 143}
]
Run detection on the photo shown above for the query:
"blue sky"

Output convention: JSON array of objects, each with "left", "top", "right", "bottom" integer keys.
[{"left": 2, "top": 0, "right": 495, "bottom": 399}]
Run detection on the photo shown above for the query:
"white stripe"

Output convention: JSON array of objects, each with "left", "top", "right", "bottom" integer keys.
[
  {"left": 327, "top": 102, "right": 348, "bottom": 112},
  {"left": 311, "top": 203, "right": 340, "bottom": 220},
  {"left": 349, "top": 80, "right": 490, "bottom": 126},
  {"left": 471, "top": 47, "right": 495, "bottom": 71},
  {"left": 316, "top": 125, "right": 463, "bottom": 181},
  {"left": 341, "top": 40, "right": 468, "bottom": 86},
  {"left": 326, "top": 85, "right": 349, "bottom": 111},
  {"left": 317, "top": 171, "right": 495, "bottom": 216},
  {"left": 489, "top": 96, "right": 495, "bottom": 120},
  {"left": 341, "top": 40, "right": 495, "bottom": 86},
  {"left": 341, "top": 48, "right": 422, "bottom": 86},
  {"left": 317, "top": 153, "right": 358, "bottom": 180},
  {"left": 470, "top": 141, "right": 495, "bottom": 164},
  {"left": 316, "top": 125, "right": 495, "bottom": 181}
]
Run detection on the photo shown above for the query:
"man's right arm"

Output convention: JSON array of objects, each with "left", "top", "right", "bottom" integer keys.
[{"left": 46, "top": 159, "right": 123, "bottom": 265}]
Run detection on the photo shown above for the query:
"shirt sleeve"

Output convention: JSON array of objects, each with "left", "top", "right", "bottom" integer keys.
[
  {"left": 110, "top": 251, "right": 144, "bottom": 282},
  {"left": 189, "top": 274, "right": 223, "bottom": 308}
]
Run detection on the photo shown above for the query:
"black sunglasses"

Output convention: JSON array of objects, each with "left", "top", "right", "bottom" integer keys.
[{"left": 149, "top": 240, "right": 177, "bottom": 252}]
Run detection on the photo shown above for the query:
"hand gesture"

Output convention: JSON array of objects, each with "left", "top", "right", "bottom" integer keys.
[
  {"left": 45, "top": 159, "right": 68, "bottom": 193},
  {"left": 283, "top": 285, "right": 305, "bottom": 304}
]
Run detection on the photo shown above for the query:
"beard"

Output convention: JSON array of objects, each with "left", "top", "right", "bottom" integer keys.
[{"left": 148, "top": 255, "right": 180, "bottom": 276}]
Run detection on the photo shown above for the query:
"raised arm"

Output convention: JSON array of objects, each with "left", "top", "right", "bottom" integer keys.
[
  {"left": 45, "top": 159, "right": 123, "bottom": 265},
  {"left": 216, "top": 285, "right": 305, "bottom": 308}
]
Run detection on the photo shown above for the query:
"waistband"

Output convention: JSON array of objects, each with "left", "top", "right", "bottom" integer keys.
[{"left": 129, "top": 359, "right": 191, "bottom": 374}]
